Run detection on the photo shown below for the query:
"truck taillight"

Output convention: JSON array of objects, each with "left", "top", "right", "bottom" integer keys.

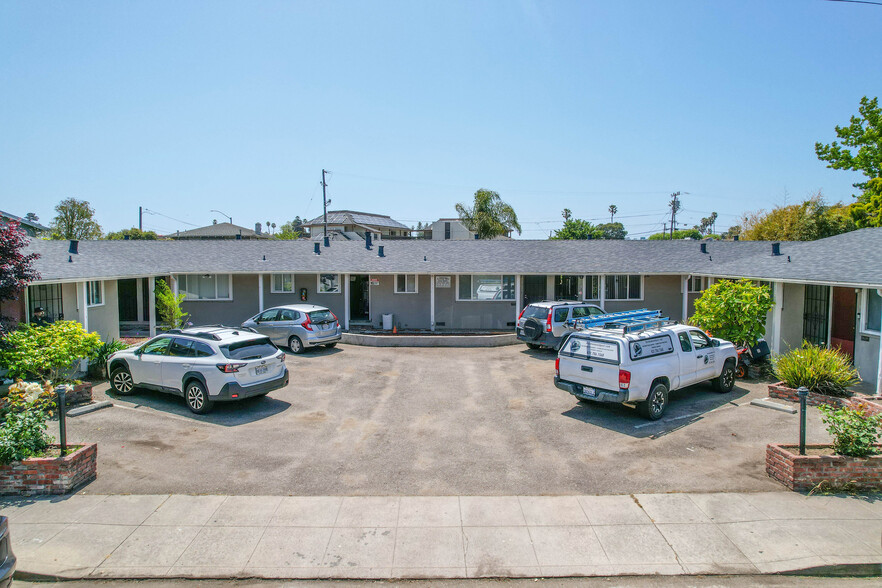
[
  {"left": 618, "top": 369, "right": 631, "bottom": 390},
  {"left": 555, "top": 357, "right": 560, "bottom": 377},
  {"left": 217, "top": 363, "right": 247, "bottom": 373},
  {"left": 546, "top": 309, "right": 553, "bottom": 332}
]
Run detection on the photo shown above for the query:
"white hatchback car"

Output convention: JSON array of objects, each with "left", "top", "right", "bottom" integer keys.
[{"left": 106, "top": 326, "right": 289, "bottom": 414}]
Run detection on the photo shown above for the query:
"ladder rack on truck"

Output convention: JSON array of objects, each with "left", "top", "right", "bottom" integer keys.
[
  {"left": 567, "top": 309, "right": 661, "bottom": 330},
  {"left": 597, "top": 317, "right": 679, "bottom": 334}
]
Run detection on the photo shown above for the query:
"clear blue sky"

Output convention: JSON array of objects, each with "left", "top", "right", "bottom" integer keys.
[{"left": 1, "top": 0, "right": 879, "bottom": 238}]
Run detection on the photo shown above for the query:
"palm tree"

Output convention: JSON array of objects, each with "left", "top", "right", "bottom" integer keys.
[
  {"left": 609, "top": 204, "right": 618, "bottom": 223},
  {"left": 455, "top": 189, "right": 522, "bottom": 239}
]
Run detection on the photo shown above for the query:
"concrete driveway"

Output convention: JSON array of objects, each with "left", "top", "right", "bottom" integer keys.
[{"left": 57, "top": 344, "right": 830, "bottom": 495}]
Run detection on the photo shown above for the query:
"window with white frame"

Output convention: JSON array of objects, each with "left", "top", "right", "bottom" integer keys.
[
  {"left": 177, "top": 274, "right": 232, "bottom": 301},
  {"left": 457, "top": 274, "right": 516, "bottom": 301},
  {"left": 271, "top": 273, "right": 294, "bottom": 293},
  {"left": 317, "top": 273, "right": 341, "bottom": 294},
  {"left": 395, "top": 274, "right": 418, "bottom": 294},
  {"left": 605, "top": 274, "right": 642, "bottom": 300},
  {"left": 584, "top": 275, "right": 600, "bottom": 301},
  {"left": 687, "top": 276, "right": 705, "bottom": 293},
  {"left": 865, "top": 289, "right": 882, "bottom": 333},
  {"left": 86, "top": 280, "right": 103, "bottom": 307}
]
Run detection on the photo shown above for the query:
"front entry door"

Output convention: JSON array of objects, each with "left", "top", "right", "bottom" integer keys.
[
  {"left": 350, "top": 275, "right": 369, "bottom": 322},
  {"left": 803, "top": 285, "right": 830, "bottom": 347},
  {"left": 118, "top": 279, "right": 138, "bottom": 322},
  {"left": 831, "top": 287, "right": 857, "bottom": 360},
  {"left": 523, "top": 275, "right": 546, "bottom": 306}
]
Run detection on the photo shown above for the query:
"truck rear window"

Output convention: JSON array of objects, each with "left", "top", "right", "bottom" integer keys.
[
  {"left": 220, "top": 338, "right": 278, "bottom": 360},
  {"left": 560, "top": 336, "right": 620, "bottom": 364}
]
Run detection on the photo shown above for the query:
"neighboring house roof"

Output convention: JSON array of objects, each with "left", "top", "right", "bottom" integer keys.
[
  {"left": 169, "top": 222, "right": 269, "bottom": 239},
  {"left": 0, "top": 210, "right": 50, "bottom": 232},
  {"left": 692, "top": 227, "right": 882, "bottom": 288},
  {"left": 16, "top": 236, "right": 821, "bottom": 284},
  {"left": 303, "top": 211, "right": 410, "bottom": 230}
]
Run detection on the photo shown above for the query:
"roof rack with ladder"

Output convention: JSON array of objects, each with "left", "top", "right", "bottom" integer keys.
[{"left": 567, "top": 309, "right": 678, "bottom": 335}]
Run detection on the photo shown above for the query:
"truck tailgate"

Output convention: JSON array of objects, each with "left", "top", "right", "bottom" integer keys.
[{"left": 558, "top": 336, "right": 621, "bottom": 390}]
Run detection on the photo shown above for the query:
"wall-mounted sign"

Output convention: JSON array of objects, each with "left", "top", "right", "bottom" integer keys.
[
  {"left": 370, "top": 278, "right": 380, "bottom": 286},
  {"left": 435, "top": 276, "right": 451, "bottom": 288}
]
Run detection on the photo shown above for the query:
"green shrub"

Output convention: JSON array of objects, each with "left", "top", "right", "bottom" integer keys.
[
  {"left": 155, "top": 278, "right": 189, "bottom": 329},
  {"left": 0, "top": 380, "right": 56, "bottom": 464},
  {"left": 691, "top": 279, "right": 774, "bottom": 346},
  {"left": 89, "top": 339, "right": 129, "bottom": 379},
  {"left": 818, "top": 405, "right": 881, "bottom": 457},
  {"left": 773, "top": 342, "right": 860, "bottom": 397},
  {"left": 0, "top": 321, "right": 102, "bottom": 382}
]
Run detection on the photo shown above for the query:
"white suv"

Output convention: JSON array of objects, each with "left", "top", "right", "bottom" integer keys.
[{"left": 107, "top": 326, "right": 289, "bottom": 414}]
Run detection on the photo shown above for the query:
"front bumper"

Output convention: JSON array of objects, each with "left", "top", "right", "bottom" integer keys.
[
  {"left": 216, "top": 368, "right": 289, "bottom": 401},
  {"left": 555, "top": 376, "right": 629, "bottom": 404}
]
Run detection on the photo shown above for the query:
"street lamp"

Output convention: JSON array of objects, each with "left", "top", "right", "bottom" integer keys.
[{"left": 210, "top": 210, "right": 232, "bottom": 224}]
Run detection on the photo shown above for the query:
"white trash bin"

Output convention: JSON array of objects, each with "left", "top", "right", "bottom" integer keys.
[{"left": 382, "top": 313, "right": 394, "bottom": 330}]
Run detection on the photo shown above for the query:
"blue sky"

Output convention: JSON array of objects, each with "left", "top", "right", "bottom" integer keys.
[{"left": 1, "top": 0, "right": 879, "bottom": 238}]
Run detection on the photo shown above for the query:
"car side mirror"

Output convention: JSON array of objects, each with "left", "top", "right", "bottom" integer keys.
[
  {"left": 134, "top": 348, "right": 143, "bottom": 356},
  {"left": 712, "top": 339, "right": 720, "bottom": 347}
]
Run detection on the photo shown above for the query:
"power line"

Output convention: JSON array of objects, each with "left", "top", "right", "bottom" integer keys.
[
  {"left": 142, "top": 208, "right": 199, "bottom": 228},
  {"left": 822, "top": 0, "right": 882, "bottom": 6}
]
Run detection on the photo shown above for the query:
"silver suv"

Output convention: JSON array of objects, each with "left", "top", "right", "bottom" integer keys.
[
  {"left": 242, "top": 304, "right": 343, "bottom": 353},
  {"left": 106, "top": 326, "right": 289, "bottom": 414},
  {"left": 516, "top": 300, "right": 605, "bottom": 350}
]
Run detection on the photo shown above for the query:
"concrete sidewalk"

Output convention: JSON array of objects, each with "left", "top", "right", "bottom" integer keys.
[{"left": 1, "top": 492, "right": 880, "bottom": 580}]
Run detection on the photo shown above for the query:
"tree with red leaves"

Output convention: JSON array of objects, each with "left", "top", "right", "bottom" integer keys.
[{"left": 0, "top": 220, "right": 40, "bottom": 313}]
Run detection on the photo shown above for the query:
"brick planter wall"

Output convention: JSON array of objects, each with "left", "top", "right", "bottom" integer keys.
[
  {"left": 58, "top": 382, "right": 93, "bottom": 406},
  {"left": 0, "top": 443, "right": 97, "bottom": 496},
  {"left": 766, "top": 443, "right": 882, "bottom": 492},
  {"left": 768, "top": 382, "right": 882, "bottom": 415}
]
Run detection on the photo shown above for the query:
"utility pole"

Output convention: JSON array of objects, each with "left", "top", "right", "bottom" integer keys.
[
  {"left": 322, "top": 169, "right": 329, "bottom": 239},
  {"left": 139, "top": 206, "right": 142, "bottom": 231},
  {"left": 669, "top": 192, "right": 681, "bottom": 239}
]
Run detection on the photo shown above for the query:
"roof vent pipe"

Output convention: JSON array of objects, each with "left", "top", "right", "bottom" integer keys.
[
  {"left": 733, "top": 235, "right": 739, "bottom": 241},
  {"left": 314, "top": 242, "right": 321, "bottom": 255},
  {"left": 68, "top": 240, "right": 79, "bottom": 255},
  {"left": 772, "top": 242, "right": 781, "bottom": 256},
  {"left": 365, "top": 232, "right": 372, "bottom": 250},
  {"left": 323, "top": 236, "right": 330, "bottom": 248},
  {"left": 700, "top": 243, "right": 707, "bottom": 254},
  {"left": 236, "top": 233, "right": 242, "bottom": 240},
  {"left": 378, "top": 245, "right": 385, "bottom": 257}
]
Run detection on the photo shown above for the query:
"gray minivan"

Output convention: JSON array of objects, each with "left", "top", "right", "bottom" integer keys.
[
  {"left": 516, "top": 300, "right": 605, "bottom": 350},
  {"left": 242, "top": 304, "right": 343, "bottom": 353}
]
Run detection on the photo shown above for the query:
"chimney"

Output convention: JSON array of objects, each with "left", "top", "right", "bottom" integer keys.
[
  {"left": 68, "top": 240, "right": 79, "bottom": 255},
  {"left": 365, "top": 232, "right": 372, "bottom": 250},
  {"left": 772, "top": 242, "right": 781, "bottom": 256},
  {"left": 236, "top": 233, "right": 242, "bottom": 240},
  {"left": 378, "top": 245, "right": 385, "bottom": 257},
  {"left": 255, "top": 223, "right": 262, "bottom": 235},
  {"left": 323, "top": 235, "right": 330, "bottom": 247},
  {"left": 314, "top": 242, "right": 321, "bottom": 255},
  {"left": 700, "top": 243, "right": 707, "bottom": 254},
  {"left": 733, "top": 235, "right": 739, "bottom": 241}
]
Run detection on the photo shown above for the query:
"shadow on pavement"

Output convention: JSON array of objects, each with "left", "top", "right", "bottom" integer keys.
[
  {"left": 282, "top": 345, "right": 343, "bottom": 358},
  {"left": 106, "top": 389, "right": 291, "bottom": 426},
  {"left": 561, "top": 383, "right": 751, "bottom": 439},
  {"left": 518, "top": 347, "right": 557, "bottom": 361}
]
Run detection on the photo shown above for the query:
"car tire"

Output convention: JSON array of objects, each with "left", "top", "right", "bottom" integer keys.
[
  {"left": 713, "top": 361, "right": 737, "bottom": 393},
  {"left": 185, "top": 380, "right": 214, "bottom": 414},
  {"left": 324, "top": 342, "right": 337, "bottom": 348},
  {"left": 523, "top": 318, "right": 544, "bottom": 341},
  {"left": 110, "top": 366, "right": 135, "bottom": 395},
  {"left": 288, "top": 336, "right": 305, "bottom": 354},
  {"left": 638, "top": 382, "right": 669, "bottom": 420},
  {"left": 526, "top": 342, "right": 541, "bottom": 350}
]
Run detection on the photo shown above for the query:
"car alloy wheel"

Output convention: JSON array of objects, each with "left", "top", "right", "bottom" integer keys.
[
  {"left": 187, "top": 384, "right": 205, "bottom": 411},
  {"left": 112, "top": 370, "right": 133, "bottom": 393}
]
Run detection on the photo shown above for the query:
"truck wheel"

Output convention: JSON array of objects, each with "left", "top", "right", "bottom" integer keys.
[
  {"left": 638, "top": 382, "right": 668, "bottom": 420},
  {"left": 713, "top": 361, "right": 736, "bottom": 393}
]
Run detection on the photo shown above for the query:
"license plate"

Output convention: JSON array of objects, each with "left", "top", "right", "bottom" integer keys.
[
  {"left": 581, "top": 386, "right": 596, "bottom": 397},
  {"left": 255, "top": 365, "right": 268, "bottom": 375}
]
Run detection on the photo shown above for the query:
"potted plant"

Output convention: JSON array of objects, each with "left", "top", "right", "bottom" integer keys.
[
  {"left": 0, "top": 381, "right": 98, "bottom": 495},
  {"left": 767, "top": 404, "right": 881, "bottom": 492},
  {"left": 769, "top": 343, "right": 860, "bottom": 408}
]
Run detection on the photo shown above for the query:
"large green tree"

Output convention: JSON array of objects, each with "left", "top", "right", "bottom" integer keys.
[
  {"left": 815, "top": 96, "right": 881, "bottom": 193},
  {"left": 551, "top": 219, "right": 627, "bottom": 240},
  {"left": 848, "top": 178, "right": 882, "bottom": 228},
  {"left": 740, "top": 194, "right": 855, "bottom": 241},
  {"left": 455, "top": 189, "right": 521, "bottom": 239},
  {"left": 275, "top": 216, "right": 305, "bottom": 240},
  {"left": 648, "top": 229, "right": 702, "bottom": 240},
  {"left": 50, "top": 198, "right": 102, "bottom": 240},
  {"left": 106, "top": 228, "right": 159, "bottom": 240}
]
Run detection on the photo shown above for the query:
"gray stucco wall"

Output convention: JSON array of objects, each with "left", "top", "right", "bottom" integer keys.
[
  {"left": 433, "top": 275, "right": 517, "bottom": 329},
  {"left": 260, "top": 273, "right": 347, "bottom": 322},
  {"left": 367, "top": 274, "right": 431, "bottom": 329},
  {"left": 779, "top": 282, "right": 806, "bottom": 352},
  {"left": 62, "top": 283, "right": 79, "bottom": 324},
  {"left": 602, "top": 275, "right": 685, "bottom": 321},
  {"left": 180, "top": 274, "right": 259, "bottom": 326},
  {"left": 87, "top": 280, "right": 120, "bottom": 341}
]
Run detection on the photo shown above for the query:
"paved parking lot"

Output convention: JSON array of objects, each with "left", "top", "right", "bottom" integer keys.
[{"left": 57, "top": 344, "right": 831, "bottom": 496}]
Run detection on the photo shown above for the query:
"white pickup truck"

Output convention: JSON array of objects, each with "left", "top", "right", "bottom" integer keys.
[{"left": 554, "top": 322, "right": 737, "bottom": 420}]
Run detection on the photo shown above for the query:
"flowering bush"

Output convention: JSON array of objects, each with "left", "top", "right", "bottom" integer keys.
[
  {"left": 0, "top": 321, "right": 101, "bottom": 382},
  {"left": 0, "top": 380, "right": 56, "bottom": 464},
  {"left": 819, "top": 405, "right": 881, "bottom": 457}
]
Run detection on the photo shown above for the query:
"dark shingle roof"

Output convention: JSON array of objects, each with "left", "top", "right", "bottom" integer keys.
[
  {"left": 0, "top": 210, "right": 49, "bottom": 231},
  {"left": 170, "top": 222, "right": 268, "bottom": 239},
  {"left": 303, "top": 211, "right": 410, "bottom": 230}
]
